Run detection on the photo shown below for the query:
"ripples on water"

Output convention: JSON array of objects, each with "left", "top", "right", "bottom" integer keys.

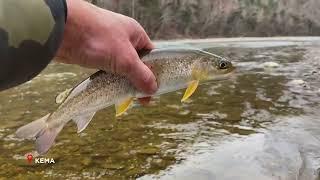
[{"left": 0, "top": 39, "right": 319, "bottom": 179}]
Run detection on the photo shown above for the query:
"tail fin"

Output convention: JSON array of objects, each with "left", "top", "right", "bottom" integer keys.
[
  {"left": 15, "top": 114, "right": 64, "bottom": 154},
  {"left": 16, "top": 114, "right": 50, "bottom": 139},
  {"left": 35, "top": 125, "right": 63, "bottom": 154}
]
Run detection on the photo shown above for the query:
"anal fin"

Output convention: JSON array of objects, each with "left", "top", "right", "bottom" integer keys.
[
  {"left": 181, "top": 80, "right": 199, "bottom": 102},
  {"left": 73, "top": 112, "right": 96, "bottom": 133},
  {"left": 115, "top": 97, "right": 134, "bottom": 117}
]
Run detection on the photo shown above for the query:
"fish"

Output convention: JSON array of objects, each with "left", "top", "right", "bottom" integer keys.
[{"left": 15, "top": 48, "right": 235, "bottom": 154}]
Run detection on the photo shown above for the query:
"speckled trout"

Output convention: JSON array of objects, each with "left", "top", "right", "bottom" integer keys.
[{"left": 16, "top": 48, "right": 235, "bottom": 154}]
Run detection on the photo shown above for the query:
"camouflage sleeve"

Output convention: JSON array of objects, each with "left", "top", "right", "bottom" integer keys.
[{"left": 0, "top": 0, "right": 67, "bottom": 91}]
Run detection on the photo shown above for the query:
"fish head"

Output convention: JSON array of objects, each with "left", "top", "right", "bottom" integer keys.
[{"left": 193, "top": 52, "right": 235, "bottom": 81}]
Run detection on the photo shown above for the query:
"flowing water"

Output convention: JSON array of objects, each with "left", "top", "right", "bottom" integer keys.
[{"left": 0, "top": 37, "right": 319, "bottom": 179}]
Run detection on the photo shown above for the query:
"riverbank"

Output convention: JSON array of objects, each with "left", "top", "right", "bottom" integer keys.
[{"left": 88, "top": 0, "right": 320, "bottom": 39}]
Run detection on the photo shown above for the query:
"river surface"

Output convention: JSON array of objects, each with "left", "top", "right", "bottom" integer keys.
[{"left": 0, "top": 37, "right": 319, "bottom": 179}]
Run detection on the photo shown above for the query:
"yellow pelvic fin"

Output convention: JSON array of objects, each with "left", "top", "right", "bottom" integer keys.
[
  {"left": 115, "top": 97, "right": 134, "bottom": 117},
  {"left": 181, "top": 80, "right": 199, "bottom": 102}
]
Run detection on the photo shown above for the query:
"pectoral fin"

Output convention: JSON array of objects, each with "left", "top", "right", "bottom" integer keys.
[
  {"left": 55, "top": 88, "right": 72, "bottom": 104},
  {"left": 73, "top": 112, "right": 96, "bottom": 133},
  {"left": 115, "top": 98, "right": 134, "bottom": 117},
  {"left": 181, "top": 80, "right": 199, "bottom": 102}
]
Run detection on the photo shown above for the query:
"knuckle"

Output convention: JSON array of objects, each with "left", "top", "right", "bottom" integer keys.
[
  {"left": 127, "top": 17, "right": 143, "bottom": 31},
  {"left": 128, "top": 17, "right": 138, "bottom": 26}
]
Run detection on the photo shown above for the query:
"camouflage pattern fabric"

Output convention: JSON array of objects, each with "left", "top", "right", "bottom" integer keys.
[{"left": 0, "top": 0, "right": 67, "bottom": 91}]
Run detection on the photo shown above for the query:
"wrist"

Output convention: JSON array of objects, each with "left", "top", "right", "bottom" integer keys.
[{"left": 56, "top": 0, "right": 94, "bottom": 60}]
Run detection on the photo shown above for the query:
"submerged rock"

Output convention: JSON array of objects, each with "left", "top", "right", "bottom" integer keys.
[
  {"left": 137, "top": 147, "right": 160, "bottom": 155},
  {"left": 103, "top": 163, "right": 124, "bottom": 170},
  {"left": 287, "top": 79, "right": 306, "bottom": 86},
  {"left": 262, "top": 62, "right": 280, "bottom": 68},
  {"left": 81, "top": 157, "right": 92, "bottom": 166}
]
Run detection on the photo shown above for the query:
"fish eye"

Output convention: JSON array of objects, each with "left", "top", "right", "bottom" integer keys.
[{"left": 219, "top": 61, "right": 228, "bottom": 69}]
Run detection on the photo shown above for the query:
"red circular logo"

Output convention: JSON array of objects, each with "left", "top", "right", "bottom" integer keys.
[{"left": 26, "top": 154, "right": 33, "bottom": 163}]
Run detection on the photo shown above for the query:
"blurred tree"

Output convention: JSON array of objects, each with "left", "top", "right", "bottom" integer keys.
[{"left": 85, "top": 0, "right": 320, "bottom": 39}]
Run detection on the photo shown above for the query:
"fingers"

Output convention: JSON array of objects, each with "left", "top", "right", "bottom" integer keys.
[{"left": 119, "top": 45, "right": 157, "bottom": 94}]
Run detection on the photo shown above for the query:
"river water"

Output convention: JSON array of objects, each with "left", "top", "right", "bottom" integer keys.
[{"left": 0, "top": 37, "right": 319, "bottom": 179}]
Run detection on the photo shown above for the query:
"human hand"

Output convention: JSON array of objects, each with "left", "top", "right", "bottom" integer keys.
[{"left": 56, "top": 0, "right": 157, "bottom": 94}]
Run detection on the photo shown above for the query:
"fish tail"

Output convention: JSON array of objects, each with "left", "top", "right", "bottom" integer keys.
[
  {"left": 16, "top": 113, "right": 63, "bottom": 154},
  {"left": 16, "top": 113, "right": 51, "bottom": 139},
  {"left": 35, "top": 124, "right": 63, "bottom": 154}
]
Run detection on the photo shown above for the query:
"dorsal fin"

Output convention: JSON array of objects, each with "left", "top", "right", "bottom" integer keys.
[
  {"left": 65, "top": 78, "right": 90, "bottom": 102},
  {"left": 55, "top": 71, "right": 105, "bottom": 104},
  {"left": 55, "top": 88, "right": 72, "bottom": 104}
]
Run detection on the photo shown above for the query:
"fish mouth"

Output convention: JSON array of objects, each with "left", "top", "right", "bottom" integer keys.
[
  {"left": 216, "top": 70, "right": 236, "bottom": 81},
  {"left": 226, "top": 65, "right": 236, "bottom": 74},
  {"left": 207, "top": 66, "right": 237, "bottom": 82},
  {"left": 223, "top": 65, "right": 237, "bottom": 78}
]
